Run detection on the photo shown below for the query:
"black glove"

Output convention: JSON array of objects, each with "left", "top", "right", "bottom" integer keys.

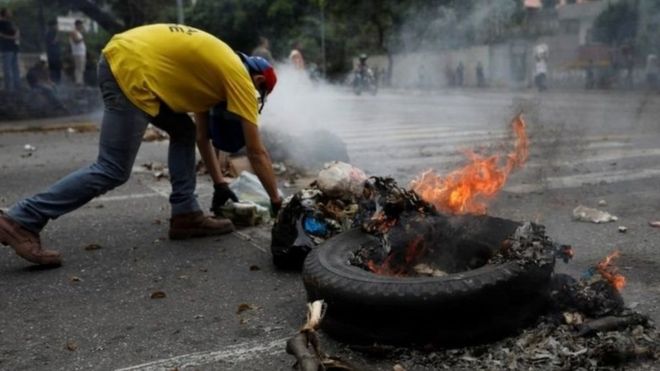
[
  {"left": 211, "top": 183, "right": 238, "bottom": 215},
  {"left": 270, "top": 199, "right": 282, "bottom": 218}
]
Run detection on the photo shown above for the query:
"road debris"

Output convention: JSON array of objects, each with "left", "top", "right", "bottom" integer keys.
[
  {"left": 237, "top": 303, "right": 256, "bottom": 314},
  {"left": 618, "top": 226, "right": 628, "bottom": 233},
  {"left": 21, "top": 144, "right": 36, "bottom": 158},
  {"left": 142, "top": 124, "right": 169, "bottom": 142},
  {"left": 649, "top": 220, "right": 660, "bottom": 228},
  {"left": 598, "top": 199, "right": 608, "bottom": 206},
  {"left": 65, "top": 340, "right": 78, "bottom": 352},
  {"left": 134, "top": 162, "right": 169, "bottom": 180},
  {"left": 573, "top": 205, "right": 618, "bottom": 223},
  {"left": 84, "top": 243, "right": 102, "bottom": 251},
  {"left": 286, "top": 301, "right": 356, "bottom": 371},
  {"left": 150, "top": 291, "right": 166, "bottom": 299}
]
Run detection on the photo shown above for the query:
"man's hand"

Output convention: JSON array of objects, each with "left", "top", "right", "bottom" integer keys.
[{"left": 211, "top": 183, "right": 238, "bottom": 215}]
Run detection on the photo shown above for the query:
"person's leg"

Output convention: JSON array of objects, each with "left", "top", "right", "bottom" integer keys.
[
  {"left": 9, "top": 51, "right": 20, "bottom": 90},
  {"left": 151, "top": 107, "right": 234, "bottom": 239},
  {"left": 151, "top": 109, "right": 200, "bottom": 215},
  {"left": 7, "top": 57, "right": 149, "bottom": 234},
  {"left": 50, "top": 64, "right": 61, "bottom": 84},
  {"left": 73, "top": 55, "right": 84, "bottom": 84},
  {"left": 2, "top": 52, "right": 12, "bottom": 91}
]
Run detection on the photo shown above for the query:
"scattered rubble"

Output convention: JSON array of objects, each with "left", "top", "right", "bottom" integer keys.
[
  {"left": 21, "top": 144, "right": 36, "bottom": 158},
  {"left": 489, "top": 222, "right": 556, "bottom": 267},
  {"left": 142, "top": 124, "right": 169, "bottom": 142},
  {"left": 384, "top": 315, "right": 658, "bottom": 370},
  {"left": 150, "top": 291, "right": 166, "bottom": 299},
  {"left": 83, "top": 243, "right": 102, "bottom": 251},
  {"left": 65, "top": 340, "right": 78, "bottom": 352},
  {"left": 134, "top": 162, "right": 169, "bottom": 180},
  {"left": 573, "top": 205, "right": 618, "bottom": 223},
  {"left": 286, "top": 301, "right": 356, "bottom": 371},
  {"left": 237, "top": 303, "right": 256, "bottom": 314},
  {"left": 261, "top": 127, "right": 350, "bottom": 172}
]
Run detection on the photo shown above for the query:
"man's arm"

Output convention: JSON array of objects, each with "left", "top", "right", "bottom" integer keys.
[
  {"left": 242, "top": 119, "right": 281, "bottom": 205},
  {"left": 194, "top": 112, "right": 226, "bottom": 185}
]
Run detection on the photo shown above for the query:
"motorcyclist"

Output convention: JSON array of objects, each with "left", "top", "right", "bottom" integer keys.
[
  {"left": 353, "top": 53, "right": 376, "bottom": 94},
  {"left": 356, "top": 53, "right": 370, "bottom": 76}
]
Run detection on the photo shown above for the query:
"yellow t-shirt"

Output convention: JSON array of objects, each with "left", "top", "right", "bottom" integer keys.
[{"left": 102, "top": 24, "right": 259, "bottom": 125}]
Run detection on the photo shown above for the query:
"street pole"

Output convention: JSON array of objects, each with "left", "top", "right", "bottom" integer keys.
[
  {"left": 320, "top": 0, "right": 326, "bottom": 77},
  {"left": 176, "top": 0, "right": 185, "bottom": 24}
]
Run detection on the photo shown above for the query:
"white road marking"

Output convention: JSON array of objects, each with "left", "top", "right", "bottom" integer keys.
[
  {"left": 115, "top": 337, "right": 288, "bottom": 371},
  {"left": 91, "top": 192, "right": 162, "bottom": 203}
]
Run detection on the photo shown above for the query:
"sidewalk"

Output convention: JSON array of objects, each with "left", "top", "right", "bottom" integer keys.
[{"left": 0, "top": 112, "right": 101, "bottom": 133}]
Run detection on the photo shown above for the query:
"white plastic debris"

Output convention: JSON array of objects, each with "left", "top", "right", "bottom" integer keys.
[
  {"left": 316, "top": 161, "right": 367, "bottom": 198},
  {"left": 618, "top": 226, "right": 628, "bottom": 233},
  {"left": 23, "top": 144, "right": 36, "bottom": 152},
  {"left": 598, "top": 199, "right": 607, "bottom": 207},
  {"left": 572, "top": 205, "right": 618, "bottom": 224},
  {"left": 229, "top": 171, "right": 283, "bottom": 208},
  {"left": 218, "top": 200, "right": 270, "bottom": 226}
]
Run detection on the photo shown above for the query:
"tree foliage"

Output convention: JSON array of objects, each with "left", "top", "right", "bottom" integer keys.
[
  {"left": 5, "top": 0, "right": 527, "bottom": 75},
  {"left": 593, "top": 0, "right": 638, "bottom": 46}
]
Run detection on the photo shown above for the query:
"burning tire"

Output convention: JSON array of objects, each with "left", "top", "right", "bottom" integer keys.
[{"left": 302, "top": 216, "right": 556, "bottom": 347}]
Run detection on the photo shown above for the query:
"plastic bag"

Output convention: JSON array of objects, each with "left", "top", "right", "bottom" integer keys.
[
  {"left": 573, "top": 205, "right": 618, "bottom": 224},
  {"left": 229, "top": 171, "right": 282, "bottom": 208},
  {"left": 316, "top": 162, "right": 367, "bottom": 198}
]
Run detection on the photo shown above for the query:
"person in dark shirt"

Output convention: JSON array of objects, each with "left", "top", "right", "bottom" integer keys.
[
  {"left": 0, "top": 8, "right": 20, "bottom": 91},
  {"left": 45, "top": 20, "right": 62, "bottom": 84}
]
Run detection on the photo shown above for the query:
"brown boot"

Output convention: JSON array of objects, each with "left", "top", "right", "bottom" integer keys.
[
  {"left": 0, "top": 211, "right": 62, "bottom": 266},
  {"left": 169, "top": 211, "right": 235, "bottom": 240}
]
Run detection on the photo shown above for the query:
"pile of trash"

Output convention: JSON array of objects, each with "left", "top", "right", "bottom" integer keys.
[{"left": 272, "top": 162, "right": 366, "bottom": 269}]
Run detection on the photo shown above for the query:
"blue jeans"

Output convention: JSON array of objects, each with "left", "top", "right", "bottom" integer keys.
[
  {"left": 2, "top": 51, "right": 20, "bottom": 91},
  {"left": 8, "top": 56, "right": 201, "bottom": 233}
]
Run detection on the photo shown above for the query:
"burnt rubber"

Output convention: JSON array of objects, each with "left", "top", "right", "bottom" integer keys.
[{"left": 302, "top": 217, "right": 555, "bottom": 347}]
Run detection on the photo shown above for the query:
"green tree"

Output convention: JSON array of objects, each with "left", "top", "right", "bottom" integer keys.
[{"left": 593, "top": 0, "right": 638, "bottom": 46}]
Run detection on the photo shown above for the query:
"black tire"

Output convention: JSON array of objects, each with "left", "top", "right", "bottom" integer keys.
[{"left": 302, "top": 218, "right": 555, "bottom": 347}]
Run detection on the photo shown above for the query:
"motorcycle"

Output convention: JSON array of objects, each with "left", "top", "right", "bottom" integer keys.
[{"left": 352, "top": 66, "right": 378, "bottom": 96}]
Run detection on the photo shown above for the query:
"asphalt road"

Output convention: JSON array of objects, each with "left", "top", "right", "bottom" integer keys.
[{"left": 1, "top": 88, "right": 659, "bottom": 370}]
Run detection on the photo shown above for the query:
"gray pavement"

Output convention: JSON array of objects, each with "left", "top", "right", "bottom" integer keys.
[{"left": 1, "top": 88, "right": 659, "bottom": 370}]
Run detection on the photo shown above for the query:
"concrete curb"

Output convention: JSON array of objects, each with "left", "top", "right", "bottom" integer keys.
[{"left": 0, "top": 113, "right": 100, "bottom": 134}]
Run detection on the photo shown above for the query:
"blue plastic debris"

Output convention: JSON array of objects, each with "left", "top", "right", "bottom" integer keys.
[
  {"left": 303, "top": 216, "right": 328, "bottom": 237},
  {"left": 581, "top": 266, "right": 597, "bottom": 281}
]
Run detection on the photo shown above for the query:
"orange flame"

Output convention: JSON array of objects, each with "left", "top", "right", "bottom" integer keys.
[
  {"left": 596, "top": 250, "right": 626, "bottom": 291},
  {"left": 410, "top": 114, "right": 529, "bottom": 215},
  {"left": 367, "top": 236, "right": 426, "bottom": 276}
]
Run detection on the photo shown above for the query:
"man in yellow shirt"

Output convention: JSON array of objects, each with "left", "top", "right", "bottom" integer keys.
[{"left": 0, "top": 24, "right": 281, "bottom": 266}]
